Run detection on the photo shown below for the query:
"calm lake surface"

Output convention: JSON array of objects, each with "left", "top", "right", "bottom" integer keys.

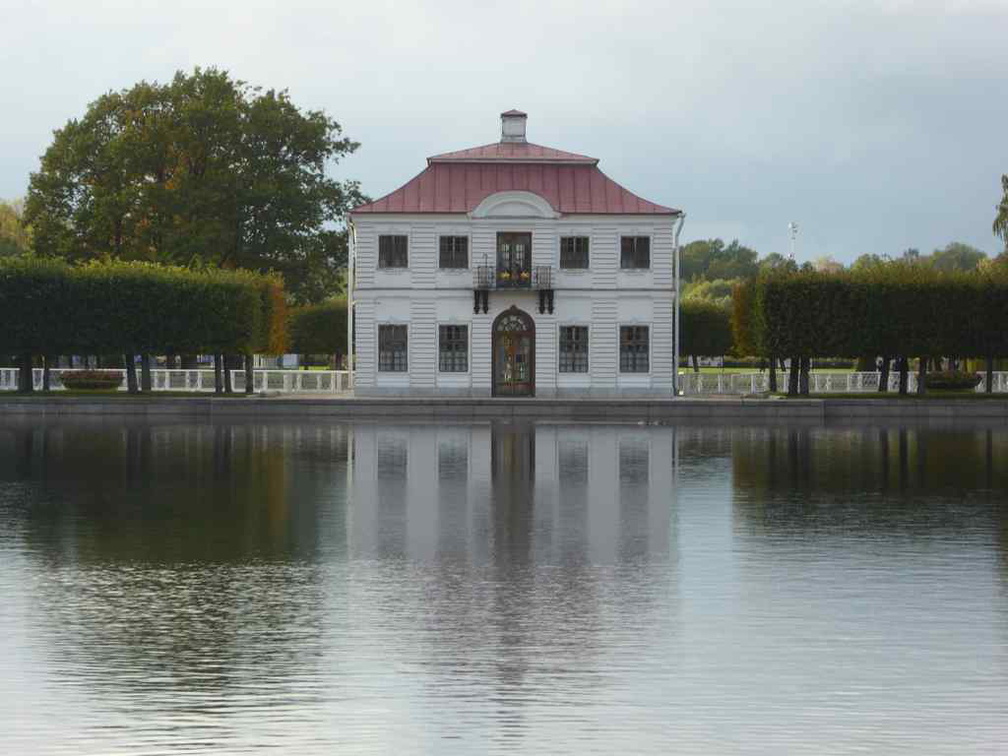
[{"left": 0, "top": 418, "right": 1005, "bottom": 754}]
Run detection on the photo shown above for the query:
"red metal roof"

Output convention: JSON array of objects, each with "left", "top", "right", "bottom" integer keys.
[
  {"left": 428, "top": 141, "right": 598, "bottom": 165},
  {"left": 353, "top": 158, "right": 678, "bottom": 216}
]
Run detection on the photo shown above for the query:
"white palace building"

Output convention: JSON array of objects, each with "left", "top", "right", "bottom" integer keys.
[{"left": 348, "top": 110, "right": 684, "bottom": 397}]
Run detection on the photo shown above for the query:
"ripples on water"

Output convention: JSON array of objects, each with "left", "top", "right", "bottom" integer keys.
[{"left": 0, "top": 419, "right": 1005, "bottom": 754}]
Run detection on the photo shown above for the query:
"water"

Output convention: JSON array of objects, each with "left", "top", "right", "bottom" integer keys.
[{"left": 0, "top": 418, "right": 1005, "bottom": 754}]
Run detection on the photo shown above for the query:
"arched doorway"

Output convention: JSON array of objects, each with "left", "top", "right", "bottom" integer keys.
[{"left": 492, "top": 306, "right": 535, "bottom": 397}]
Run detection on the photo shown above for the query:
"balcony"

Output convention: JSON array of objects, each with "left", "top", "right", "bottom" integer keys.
[{"left": 474, "top": 265, "right": 555, "bottom": 314}]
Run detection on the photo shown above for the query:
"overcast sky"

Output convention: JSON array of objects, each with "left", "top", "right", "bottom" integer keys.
[{"left": 2, "top": 0, "right": 1006, "bottom": 261}]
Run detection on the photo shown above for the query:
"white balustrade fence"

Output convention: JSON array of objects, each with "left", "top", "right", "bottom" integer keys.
[
  {"left": 3, "top": 367, "right": 1007, "bottom": 396},
  {"left": 676, "top": 370, "right": 1008, "bottom": 395},
  {"left": 0, "top": 368, "right": 352, "bottom": 394}
]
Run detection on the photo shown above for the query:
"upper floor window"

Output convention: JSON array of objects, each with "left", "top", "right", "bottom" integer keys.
[
  {"left": 559, "top": 326, "right": 589, "bottom": 373},
  {"left": 438, "top": 325, "right": 468, "bottom": 372},
  {"left": 620, "top": 236, "right": 650, "bottom": 269},
  {"left": 378, "top": 324, "right": 408, "bottom": 372},
  {"left": 378, "top": 235, "right": 408, "bottom": 268},
  {"left": 619, "top": 326, "right": 649, "bottom": 373},
  {"left": 439, "top": 236, "right": 469, "bottom": 269},
  {"left": 560, "top": 237, "right": 589, "bottom": 269}
]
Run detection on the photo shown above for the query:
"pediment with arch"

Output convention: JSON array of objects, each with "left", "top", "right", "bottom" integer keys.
[{"left": 470, "top": 191, "right": 559, "bottom": 220}]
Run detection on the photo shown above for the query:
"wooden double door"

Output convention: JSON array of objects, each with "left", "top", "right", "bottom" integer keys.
[{"left": 492, "top": 306, "right": 535, "bottom": 397}]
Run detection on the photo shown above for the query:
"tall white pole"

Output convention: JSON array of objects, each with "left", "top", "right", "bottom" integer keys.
[{"left": 673, "top": 212, "right": 686, "bottom": 397}]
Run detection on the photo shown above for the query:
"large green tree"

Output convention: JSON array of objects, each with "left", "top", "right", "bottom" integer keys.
[
  {"left": 926, "top": 241, "right": 986, "bottom": 272},
  {"left": 681, "top": 238, "right": 759, "bottom": 281},
  {"left": 25, "top": 68, "right": 364, "bottom": 303},
  {"left": 0, "top": 199, "right": 31, "bottom": 257}
]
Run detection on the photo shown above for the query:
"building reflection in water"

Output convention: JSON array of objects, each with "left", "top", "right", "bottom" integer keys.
[
  {"left": 348, "top": 422, "right": 674, "bottom": 567},
  {"left": 347, "top": 421, "right": 678, "bottom": 745}
]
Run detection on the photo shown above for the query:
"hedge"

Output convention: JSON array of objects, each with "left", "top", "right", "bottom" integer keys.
[
  {"left": 734, "top": 262, "right": 1008, "bottom": 394},
  {"left": 288, "top": 297, "right": 347, "bottom": 358},
  {"left": 681, "top": 300, "right": 733, "bottom": 361},
  {"left": 0, "top": 258, "right": 287, "bottom": 390}
]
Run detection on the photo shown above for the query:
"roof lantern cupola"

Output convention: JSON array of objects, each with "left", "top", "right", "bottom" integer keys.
[{"left": 500, "top": 109, "right": 527, "bottom": 143}]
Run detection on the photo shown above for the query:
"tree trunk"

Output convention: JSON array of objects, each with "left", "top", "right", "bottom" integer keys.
[
  {"left": 42, "top": 355, "right": 51, "bottom": 392},
  {"left": 18, "top": 353, "right": 34, "bottom": 393},
  {"left": 223, "top": 354, "right": 233, "bottom": 394},
  {"left": 244, "top": 353, "right": 254, "bottom": 394},
  {"left": 787, "top": 357, "right": 800, "bottom": 396},
  {"left": 799, "top": 356, "right": 810, "bottom": 395},
  {"left": 691, "top": 354, "right": 699, "bottom": 373},
  {"left": 213, "top": 354, "right": 223, "bottom": 394},
  {"left": 916, "top": 356, "right": 927, "bottom": 395},
  {"left": 125, "top": 354, "right": 138, "bottom": 394},
  {"left": 165, "top": 353, "right": 177, "bottom": 370},
  {"left": 986, "top": 355, "right": 994, "bottom": 394},
  {"left": 897, "top": 357, "right": 908, "bottom": 395},
  {"left": 769, "top": 356, "right": 778, "bottom": 392},
  {"left": 141, "top": 354, "right": 152, "bottom": 392},
  {"left": 878, "top": 356, "right": 890, "bottom": 393}
]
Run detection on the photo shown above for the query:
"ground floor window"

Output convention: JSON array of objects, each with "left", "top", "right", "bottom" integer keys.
[
  {"left": 378, "top": 325, "right": 408, "bottom": 372},
  {"left": 619, "top": 326, "right": 649, "bottom": 373},
  {"left": 558, "top": 326, "right": 589, "bottom": 373},
  {"left": 439, "top": 325, "right": 468, "bottom": 372}
]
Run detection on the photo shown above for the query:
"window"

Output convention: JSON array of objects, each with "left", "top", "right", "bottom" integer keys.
[
  {"left": 558, "top": 326, "right": 589, "bottom": 373},
  {"left": 378, "top": 325, "right": 408, "bottom": 372},
  {"left": 619, "top": 326, "right": 649, "bottom": 373},
  {"left": 558, "top": 440, "right": 588, "bottom": 485},
  {"left": 619, "top": 440, "right": 649, "bottom": 483},
  {"left": 560, "top": 236, "right": 589, "bottom": 269},
  {"left": 438, "top": 439, "right": 468, "bottom": 482},
  {"left": 378, "top": 235, "right": 408, "bottom": 268},
  {"left": 439, "top": 236, "right": 468, "bottom": 269},
  {"left": 438, "top": 325, "right": 468, "bottom": 372},
  {"left": 376, "top": 436, "right": 407, "bottom": 480},
  {"left": 620, "top": 236, "right": 650, "bottom": 269}
]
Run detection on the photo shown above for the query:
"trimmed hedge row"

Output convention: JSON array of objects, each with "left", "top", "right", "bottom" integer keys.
[
  {"left": 681, "top": 300, "right": 733, "bottom": 363},
  {"left": 288, "top": 297, "right": 347, "bottom": 360},
  {"left": 1, "top": 257, "right": 287, "bottom": 391},
  {"left": 733, "top": 263, "right": 1008, "bottom": 394}
]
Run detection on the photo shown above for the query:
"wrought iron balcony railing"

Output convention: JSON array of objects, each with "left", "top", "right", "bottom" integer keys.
[
  {"left": 473, "top": 266, "right": 555, "bottom": 314},
  {"left": 473, "top": 265, "right": 553, "bottom": 291}
]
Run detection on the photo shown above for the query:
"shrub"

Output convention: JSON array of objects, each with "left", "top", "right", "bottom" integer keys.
[
  {"left": 0, "top": 258, "right": 287, "bottom": 356},
  {"left": 924, "top": 370, "right": 982, "bottom": 391},
  {"left": 289, "top": 297, "right": 347, "bottom": 356},
  {"left": 60, "top": 370, "right": 124, "bottom": 391},
  {"left": 681, "top": 300, "right": 733, "bottom": 357}
]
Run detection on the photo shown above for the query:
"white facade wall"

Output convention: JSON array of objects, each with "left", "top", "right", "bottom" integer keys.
[{"left": 350, "top": 206, "right": 678, "bottom": 397}]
